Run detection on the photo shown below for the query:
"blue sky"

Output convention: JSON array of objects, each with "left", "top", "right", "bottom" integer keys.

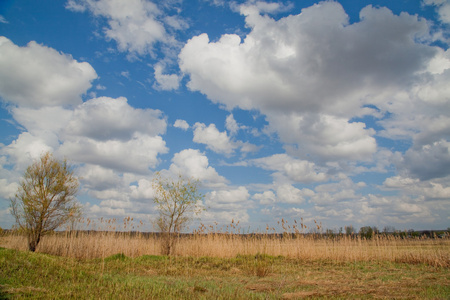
[{"left": 0, "top": 0, "right": 449, "bottom": 232}]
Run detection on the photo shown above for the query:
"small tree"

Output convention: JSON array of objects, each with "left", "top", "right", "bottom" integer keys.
[
  {"left": 152, "top": 172, "right": 204, "bottom": 255},
  {"left": 10, "top": 152, "right": 81, "bottom": 252},
  {"left": 345, "top": 225, "right": 355, "bottom": 235},
  {"left": 359, "top": 226, "right": 374, "bottom": 239}
]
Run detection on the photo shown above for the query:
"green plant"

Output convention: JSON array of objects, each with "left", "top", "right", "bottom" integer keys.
[
  {"left": 10, "top": 152, "right": 82, "bottom": 252},
  {"left": 152, "top": 172, "right": 204, "bottom": 255}
]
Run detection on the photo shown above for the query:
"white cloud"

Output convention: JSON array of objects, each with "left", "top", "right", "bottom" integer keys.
[
  {"left": 383, "top": 175, "right": 450, "bottom": 200},
  {"left": 60, "top": 133, "right": 167, "bottom": 174},
  {"left": 77, "top": 164, "right": 123, "bottom": 191},
  {"left": 67, "top": 0, "right": 186, "bottom": 56},
  {"left": 65, "top": 96, "right": 166, "bottom": 141},
  {"left": 11, "top": 106, "right": 73, "bottom": 135},
  {"left": 0, "top": 15, "right": 8, "bottom": 24},
  {"left": 0, "top": 37, "right": 97, "bottom": 108},
  {"left": 179, "top": 2, "right": 440, "bottom": 164},
  {"left": 423, "top": 0, "right": 450, "bottom": 24},
  {"left": 270, "top": 113, "right": 377, "bottom": 162},
  {"left": 153, "top": 63, "right": 181, "bottom": 90},
  {"left": 276, "top": 184, "right": 308, "bottom": 204},
  {"left": 239, "top": 1, "right": 293, "bottom": 15},
  {"left": 251, "top": 154, "right": 327, "bottom": 183},
  {"left": 395, "top": 140, "right": 450, "bottom": 180},
  {"left": 180, "top": 2, "right": 433, "bottom": 116},
  {"left": 253, "top": 190, "right": 276, "bottom": 205},
  {"left": 0, "top": 179, "right": 18, "bottom": 199},
  {"left": 1, "top": 132, "right": 57, "bottom": 171},
  {"left": 204, "top": 186, "right": 251, "bottom": 223},
  {"left": 169, "top": 149, "right": 228, "bottom": 187},
  {"left": 173, "top": 119, "right": 189, "bottom": 130},
  {"left": 225, "top": 114, "right": 239, "bottom": 135},
  {"left": 193, "top": 122, "right": 236, "bottom": 155},
  {"left": 130, "top": 178, "right": 156, "bottom": 200},
  {"left": 193, "top": 122, "right": 259, "bottom": 156}
]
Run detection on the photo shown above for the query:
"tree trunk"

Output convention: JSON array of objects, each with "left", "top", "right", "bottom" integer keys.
[{"left": 28, "top": 233, "right": 40, "bottom": 252}]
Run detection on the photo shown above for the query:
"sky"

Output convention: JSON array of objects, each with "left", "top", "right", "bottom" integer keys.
[{"left": 0, "top": 0, "right": 449, "bottom": 232}]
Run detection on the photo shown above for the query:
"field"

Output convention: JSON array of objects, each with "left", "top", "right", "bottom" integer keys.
[{"left": 0, "top": 221, "right": 449, "bottom": 299}]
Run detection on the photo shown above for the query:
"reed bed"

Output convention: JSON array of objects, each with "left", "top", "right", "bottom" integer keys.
[{"left": 1, "top": 218, "right": 449, "bottom": 268}]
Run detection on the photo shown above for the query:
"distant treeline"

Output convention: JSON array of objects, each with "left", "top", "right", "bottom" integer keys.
[{"left": 2, "top": 228, "right": 447, "bottom": 240}]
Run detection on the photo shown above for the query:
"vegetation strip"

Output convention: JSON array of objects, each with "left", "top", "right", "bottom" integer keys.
[{"left": 1, "top": 247, "right": 449, "bottom": 299}]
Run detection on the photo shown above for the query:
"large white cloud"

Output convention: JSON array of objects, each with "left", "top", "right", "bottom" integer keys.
[
  {"left": 60, "top": 133, "right": 167, "bottom": 174},
  {"left": 204, "top": 186, "right": 251, "bottom": 223},
  {"left": 11, "top": 106, "right": 73, "bottom": 135},
  {"left": 0, "top": 36, "right": 97, "bottom": 108},
  {"left": 180, "top": 2, "right": 434, "bottom": 115},
  {"left": 193, "top": 122, "right": 259, "bottom": 156},
  {"left": 169, "top": 149, "right": 228, "bottom": 187},
  {"left": 179, "top": 2, "right": 442, "bottom": 164},
  {"left": 193, "top": 123, "right": 237, "bottom": 155},
  {"left": 269, "top": 113, "right": 376, "bottom": 162},
  {"left": 57, "top": 96, "right": 169, "bottom": 173},
  {"left": 66, "top": 0, "right": 184, "bottom": 57},
  {"left": 65, "top": 96, "right": 166, "bottom": 141},
  {"left": 399, "top": 140, "right": 450, "bottom": 180},
  {"left": 251, "top": 153, "right": 327, "bottom": 183}
]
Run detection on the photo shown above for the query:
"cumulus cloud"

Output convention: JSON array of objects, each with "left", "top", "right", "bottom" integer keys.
[
  {"left": 60, "top": 133, "right": 167, "bottom": 174},
  {"left": 11, "top": 106, "right": 73, "bottom": 135},
  {"left": 65, "top": 96, "right": 166, "bottom": 141},
  {"left": 169, "top": 149, "right": 228, "bottom": 187},
  {"left": 398, "top": 140, "right": 450, "bottom": 180},
  {"left": 193, "top": 123, "right": 236, "bottom": 155},
  {"left": 77, "top": 164, "right": 124, "bottom": 191},
  {"left": 270, "top": 113, "right": 377, "bottom": 162},
  {"left": 173, "top": 119, "right": 189, "bottom": 130},
  {"left": 55, "top": 96, "right": 169, "bottom": 173},
  {"left": 179, "top": 2, "right": 443, "bottom": 164},
  {"left": 384, "top": 175, "right": 450, "bottom": 200},
  {"left": 193, "top": 122, "right": 259, "bottom": 156},
  {"left": 253, "top": 190, "right": 277, "bottom": 205},
  {"left": 130, "top": 178, "right": 156, "bottom": 200},
  {"left": 251, "top": 154, "right": 327, "bottom": 183},
  {"left": 276, "top": 184, "right": 312, "bottom": 204},
  {"left": 1, "top": 132, "right": 58, "bottom": 171},
  {"left": 0, "top": 36, "right": 97, "bottom": 108},
  {"left": 225, "top": 114, "right": 240, "bottom": 135},
  {"left": 66, "top": 0, "right": 186, "bottom": 57},
  {"left": 180, "top": 2, "right": 434, "bottom": 115},
  {"left": 204, "top": 186, "right": 251, "bottom": 223},
  {"left": 153, "top": 63, "right": 181, "bottom": 90},
  {"left": 424, "top": 0, "right": 450, "bottom": 24}
]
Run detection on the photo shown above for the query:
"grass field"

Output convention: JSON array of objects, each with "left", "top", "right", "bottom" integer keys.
[
  {"left": 1, "top": 247, "right": 449, "bottom": 299},
  {"left": 1, "top": 220, "right": 449, "bottom": 299}
]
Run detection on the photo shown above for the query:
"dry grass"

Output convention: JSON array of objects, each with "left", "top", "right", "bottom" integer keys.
[{"left": 1, "top": 218, "right": 449, "bottom": 268}]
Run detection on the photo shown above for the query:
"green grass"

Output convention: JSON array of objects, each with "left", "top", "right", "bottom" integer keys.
[{"left": 1, "top": 247, "right": 449, "bottom": 299}]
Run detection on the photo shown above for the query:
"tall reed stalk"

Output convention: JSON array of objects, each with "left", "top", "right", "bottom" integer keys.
[{"left": 1, "top": 218, "right": 448, "bottom": 267}]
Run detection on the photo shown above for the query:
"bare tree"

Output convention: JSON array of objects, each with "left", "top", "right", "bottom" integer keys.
[
  {"left": 152, "top": 172, "right": 204, "bottom": 255},
  {"left": 10, "top": 152, "right": 81, "bottom": 252}
]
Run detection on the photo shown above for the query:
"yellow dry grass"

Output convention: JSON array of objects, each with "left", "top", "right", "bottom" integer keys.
[{"left": 1, "top": 218, "right": 449, "bottom": 268}]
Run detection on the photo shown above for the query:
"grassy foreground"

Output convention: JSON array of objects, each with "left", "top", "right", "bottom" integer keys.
[{"left": 1, "top": 247, "right": 449, "bottom": 299}]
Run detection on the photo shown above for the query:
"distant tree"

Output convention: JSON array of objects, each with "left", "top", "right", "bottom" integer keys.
[
  {"left": 359, "top": 226, "right": 374, "bottom": 239},
  {"left": 383, "top": 226, "right": 396, "bottom": 234},
  {"left": 152, "top": 172, "right": 204, "bottom": 255},
  {"left": 345, "top": 225, "right": 355, "bottom": 235},
  {"left": 10, "top": 152, "right": 81, "bottom": 252}
]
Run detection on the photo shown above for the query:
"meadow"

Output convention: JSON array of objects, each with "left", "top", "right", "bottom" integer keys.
[{"left": 1, "top": 219, "right": 449, "bottom": 299}]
